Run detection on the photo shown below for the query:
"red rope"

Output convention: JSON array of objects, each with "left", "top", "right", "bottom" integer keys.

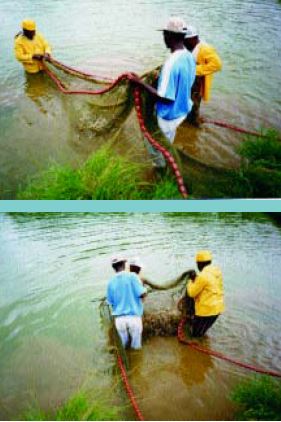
[
  {"left": 43, "top": 61, "right": 188, "bottom": 199},
  {"left": 46, "top": 59, "right": 266, "bottom": 139},
  {"left": 47, "top": 57, "right": 114, "bottom": 82},
  {"left": 116, "top": 353, "right": 144, "bottom": 421},
  {"left": 43, "top": 63, "right": 131, "bottom": 95},
  {"left": 133, "top": 87, "right": 188, "bottom": 199},
  {"left": 177, "top": 318, "right": 281, "bottom": 378},
  {"left": 202, "top": 118, "right": 264, "bottom": 137}
]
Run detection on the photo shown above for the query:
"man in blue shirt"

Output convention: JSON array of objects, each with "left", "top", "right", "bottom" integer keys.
[
  {"left": 107, "top": 256, "right": 147, "bottom": 349},
  {"left": 131, "top": 17, "right": 195, "bottom": 167}
]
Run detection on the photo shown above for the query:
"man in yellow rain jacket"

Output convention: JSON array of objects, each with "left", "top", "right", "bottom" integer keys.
[
  {"left": 184, "top": 27, "right": 222, "bottom": 126},
  {"left": 14, "top": 19, "right": 51, "bottom": 73},
  {"left": 186, "top": 250, "right": 224, "bottom": 337}
]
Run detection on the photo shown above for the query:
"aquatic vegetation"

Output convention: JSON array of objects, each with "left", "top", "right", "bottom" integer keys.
[
  {"left": 237, "top": 129, "right": 281, "bottom": 197},
  {"left": 21, "top": 391, "right": 121, "bottom": 421},
  {"left": 18, "top": 144, "right": 181, "bottom": 200},
  {"left": 231, "top": 376, "right": 281, "bottom": 420},
  {"left": 17, "top": 129, "right": 281, "bottom": 199}
]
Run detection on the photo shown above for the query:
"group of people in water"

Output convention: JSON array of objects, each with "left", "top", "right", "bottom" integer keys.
[
  {"left": 14, "top": 16, "right": 222, "bottom": 168},
  {"left": 107, "top": 251, "right": 225, "bottom": 350}
]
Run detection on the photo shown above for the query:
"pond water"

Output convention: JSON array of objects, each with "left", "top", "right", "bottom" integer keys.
[
  {"left": 0, "top": 213, "right": 280, "bottom": 420},
  {"left": 0, "top": 0, "right": 281, "bottom": 197}
]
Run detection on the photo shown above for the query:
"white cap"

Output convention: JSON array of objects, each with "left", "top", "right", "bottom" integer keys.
[
  {"left": 129, "top": 257, "right": 143, "bottom": 268},
  {"left": 111, "top": 256, "right": 126, "bottom": 265},
  {"left": 184, "top": 25, "right": 199, "bottom": 39},
  {"left": 158, "top": 17, "right": 188, "bottom": 34}
]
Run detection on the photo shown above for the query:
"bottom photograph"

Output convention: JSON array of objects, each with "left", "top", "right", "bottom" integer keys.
[{"left": 0, "top": 212, "right": 281, "bottom": 421}]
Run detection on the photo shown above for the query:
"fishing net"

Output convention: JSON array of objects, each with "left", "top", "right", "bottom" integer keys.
[
  {"left": 41, "top": 57, "right": 250, "bottom": 198},
  {"left": 99, "top": 270, "right": 194, "bottom": 341},
  {"left": 44, "top": 58, "right": 183, "bottom": 174},
  {"left": 142, "top": 270, "right": 194, "bottom": 338}
]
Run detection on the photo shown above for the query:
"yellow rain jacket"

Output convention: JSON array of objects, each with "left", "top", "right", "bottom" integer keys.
[
  {"left": 195, "top": 43, "right": 222, "bottom": 102},
  {"left": 14, "top": 32, "right": 51, "bottom": 73},
  {"left": 187, "top": 264, "right": 224, "bottom": 316}
]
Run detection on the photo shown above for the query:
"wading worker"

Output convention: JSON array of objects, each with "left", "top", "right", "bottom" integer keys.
[
  {"left": 14, "top": 19, "right": 51, "bottom": 74},
  {"left": 107, "top": 257, "right": 147, "bottom": 349},
  {"left": 184, "top": 26, "right": 222, "bottom": 126},
  {"left": 186, "top": 250, "right": 224, "bottom": 337},
  {"left": 129, "top": 257, "right": 145, "bottom": 284},
  {"left": 131, "top": 17, "right": 195, "bottom": 167}
]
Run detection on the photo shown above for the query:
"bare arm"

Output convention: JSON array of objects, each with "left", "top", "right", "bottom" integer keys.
[{"left": 130, "top": 76, "right": 173, "bottom": 104}]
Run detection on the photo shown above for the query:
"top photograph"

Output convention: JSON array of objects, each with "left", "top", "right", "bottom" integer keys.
[{"left": 1, "top": 0, "right": 281, "bottom": 200}]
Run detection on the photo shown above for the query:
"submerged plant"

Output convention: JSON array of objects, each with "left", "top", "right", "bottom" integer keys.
[
  {"left": 21, "top": 391, "right": 121, "bottom": 421},
  {"left": 231, "top": 376, "right": 281, "bottom": 420}
]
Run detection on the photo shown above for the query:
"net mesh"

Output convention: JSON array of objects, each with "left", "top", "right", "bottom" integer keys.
[{"left": 45, "top": 59, "right": 183, "bottom": 171}]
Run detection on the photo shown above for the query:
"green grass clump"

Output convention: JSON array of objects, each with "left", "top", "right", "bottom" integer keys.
[
  {"left": 22, "top": 391, "right": 120, "bottom": 421},
  {"left": 17, "top": 144, "right": 181, "bottom": 200},
  {"left": 231, "top": 376, "right": 281, "bottom": 420},
  {"left": 149, "top": 174, "right": 181, "bottom": 199},
  {"left": 18, "top": 165, "right": 84, "bottom": 200},
  {"left": 17, "top": 145, "right": 146, "bottom": 200},
  {"left": 237, "top": 129, "right": 281, "bottom": 197}
]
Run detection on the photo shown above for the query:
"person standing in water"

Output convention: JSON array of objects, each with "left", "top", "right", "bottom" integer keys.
[
  {"left": 186, "top": 250, "right": 224, "bottom": 337},
  {"left": 129, "top": 257, "right": 145, "bottom": 284},
  {"left": 14, "top": 19, "right": 52, "bottom": 74},
  {"left": 107, "top": 257, "right": 147, "bottom": 349},
  {"left": 184, "top": 26, "right": 222, "bottom": 126},
  {"left": 131, "top": 17, "right": 195, "bottom": 167}
]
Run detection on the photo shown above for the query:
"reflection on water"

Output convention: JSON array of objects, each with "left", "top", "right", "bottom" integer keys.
[
  {"left": 0, "top": 213, "right": 281, "bottom": 420},
  {"left": 0, "top": 0, "right": 281, "bottom": 197}
]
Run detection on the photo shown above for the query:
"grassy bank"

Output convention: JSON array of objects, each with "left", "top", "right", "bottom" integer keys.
[
  {"left": 21, "top": 391, "right": 121, "bottom": 421},
  {"left": 17, "top": 129, "right": 281, "bottom": 199},
  {"left": 18, "top": 144, "right": 181, "bottom": 200},
  {"left": 231, "top": 376, "right": 281, "bottom": 420}
]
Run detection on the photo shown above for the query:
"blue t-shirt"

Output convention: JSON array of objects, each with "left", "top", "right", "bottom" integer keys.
[
  {"left": 156, "top": 49, "right": 196, "bottom": 120},
  {"left": 107, "top": 271, "right": 146, "bottom": 317}
]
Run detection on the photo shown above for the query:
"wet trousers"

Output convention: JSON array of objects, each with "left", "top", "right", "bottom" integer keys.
[
  {"left": 190, "top": 315, "right": 219, "bottom": 337},
  {"left": 115, "top": 315, "right": 143, "bottom": 349},
  {"left": 186, "top": 76, "right": 203, "bottom": 127}
]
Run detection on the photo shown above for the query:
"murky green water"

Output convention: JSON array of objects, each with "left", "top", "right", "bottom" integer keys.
[
  {"left": 0, "top": 213, "right": 280, "bottom": 420},
  {"left": 0, "top": 0, "right": 281, "bottom": 198}
]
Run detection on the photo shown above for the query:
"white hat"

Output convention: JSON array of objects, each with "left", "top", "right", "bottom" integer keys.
[
  {"left": 129, "top": 257, "right": 143, "bottom": 268},
  {"left": 159, "top": 17, "right": 188, "bottom": 34},
  {"left": 184, "top": 25, "right": 199, "bottom": 39},
  {"left": 111, "top": 256, "right": 126, "bottom": 265}
]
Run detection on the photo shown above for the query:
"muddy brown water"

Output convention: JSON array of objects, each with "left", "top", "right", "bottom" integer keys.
[
  {"left": 0, "top": 213, "right": 281, "bottom": 420},
  {"left": 0, "top": 0, "right": 281, "bottom": 197}
]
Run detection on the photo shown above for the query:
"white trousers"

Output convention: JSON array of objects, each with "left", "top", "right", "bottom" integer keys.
[
  {"left": 115, "top": 316, "right": 143, "bottom": 349},
  {"left": 157, "top": 114, "right": 187, "bottom": 143}
]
